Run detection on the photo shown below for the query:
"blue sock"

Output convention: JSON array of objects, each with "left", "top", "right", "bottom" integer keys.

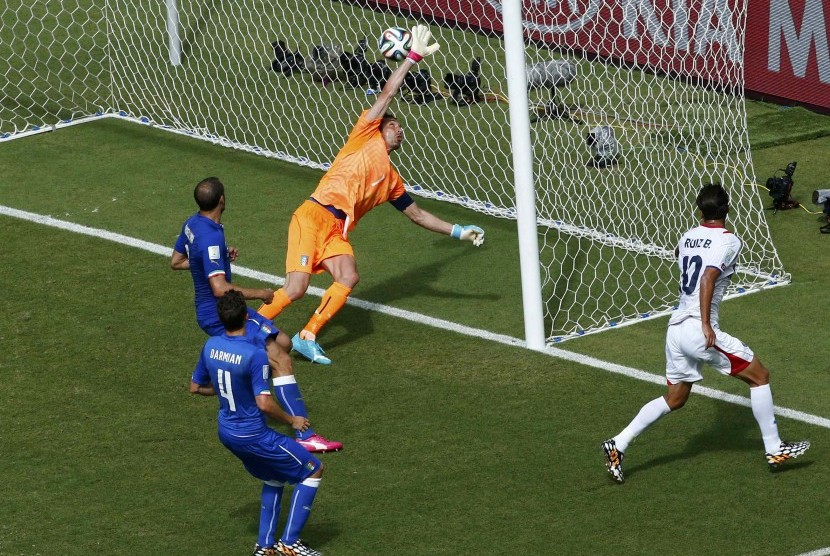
[
  {"left": 272, "top": 375, "right": 315, "bottom": 440},
  {"left": 281, "top": 478, "right": 320, "bottom": 545},
  {"left": 258, "top": 482, "right": 284, "bottom": 548}
]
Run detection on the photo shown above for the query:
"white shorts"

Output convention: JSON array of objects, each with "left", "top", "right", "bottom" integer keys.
[{"left": 664, "top": 318, "right": 755, "bottom": 384}]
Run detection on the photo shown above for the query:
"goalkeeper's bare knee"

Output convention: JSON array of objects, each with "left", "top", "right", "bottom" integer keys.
[{"left": 283, "top": 276, "right": 311, "bottom": 300}]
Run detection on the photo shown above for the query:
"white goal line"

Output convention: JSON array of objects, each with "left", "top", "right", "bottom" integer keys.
[
  {"left": 795, "top": 548, "right": 830, "bottom": 556},
  {"left": 2, "top": 203, "right": 828, "bottom": 432}
]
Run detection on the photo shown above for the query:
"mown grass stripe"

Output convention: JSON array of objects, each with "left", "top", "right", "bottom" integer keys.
[{"left": 4, "top": 203, "right": 829, "bottom": 433}]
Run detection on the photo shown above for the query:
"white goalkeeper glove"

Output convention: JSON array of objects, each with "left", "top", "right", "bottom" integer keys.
[
  {"left": 451, "top": 224, "right": 485, "bottom": 246},
  {"left": 407, "top": 24, "right": 440, "bottom": 63}
]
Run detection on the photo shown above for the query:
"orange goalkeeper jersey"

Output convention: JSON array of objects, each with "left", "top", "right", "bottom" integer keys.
[{"left": 310, "top": 110, "right": 406, "bottom": 233}]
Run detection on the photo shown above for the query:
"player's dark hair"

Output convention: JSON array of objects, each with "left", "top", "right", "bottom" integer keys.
[
  {"left": 697, "top": 182, "right": 729, "bottom": 220},
  {"left": 380, "top": 113, "right": 397, "bottom": 131},
  {"left": 216, "top": 290, "right": 247, "bottom": 332},
  {"left": 194, "top": 177, "right": 224, "bottom": 211}
]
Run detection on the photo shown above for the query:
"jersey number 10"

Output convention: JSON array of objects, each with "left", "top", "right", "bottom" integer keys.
[{"left": 681, "top": 255, "right": 703, "bottom": 295}]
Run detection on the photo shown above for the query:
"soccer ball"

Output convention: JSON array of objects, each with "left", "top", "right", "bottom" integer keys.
[{"left": 378, "top": 27, "right": 412, "bottom": 61}]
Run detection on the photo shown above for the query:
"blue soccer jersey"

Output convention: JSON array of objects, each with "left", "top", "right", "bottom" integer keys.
[
  {"left": 192, "top": 334, "right": 321, "bottom": 484},
  {"left": 192, "top": 334, "right": 271, "bottom": 437},
  {"left": 174, "top": 213, "right": 233, "bottom": 335}
]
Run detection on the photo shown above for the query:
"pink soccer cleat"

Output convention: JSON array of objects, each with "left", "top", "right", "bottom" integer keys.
[{"left": 297, "top": 434, "right": 343, "bottom": 453}]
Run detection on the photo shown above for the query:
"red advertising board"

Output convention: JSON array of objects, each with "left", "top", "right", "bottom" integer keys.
[
  {"left": 746, "top": 0, "right": 830, "bottom": 111},
  {"left": 358, "top": 0, "right": 830, "bottom": 112}
]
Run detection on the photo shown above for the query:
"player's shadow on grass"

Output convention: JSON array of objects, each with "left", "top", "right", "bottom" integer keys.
[
  {"left": 316, "top": 251, "right": 499, "bottom": 352},
  {"left": 360, "top": 250, "right": 500, "bottom": 305},
  {"left": 236, "top": 500, "right": 340, "bottom": 547},
  {"left": 625, "top": 400, "right": 814, "bottom": 477}
]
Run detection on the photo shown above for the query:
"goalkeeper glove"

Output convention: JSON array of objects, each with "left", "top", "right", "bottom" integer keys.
[
  {"left": 407, "top": 24, "right": 440, "bottom": 63},
  {"left": 451, "top": 224, "right": 485, "bottom": 246}
]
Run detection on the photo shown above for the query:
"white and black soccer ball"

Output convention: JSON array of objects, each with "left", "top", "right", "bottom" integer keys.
[{"left": 378, "top": 27, "right": 412, "bottom": 61}]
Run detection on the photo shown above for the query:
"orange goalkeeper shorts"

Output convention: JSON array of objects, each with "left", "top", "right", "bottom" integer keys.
[{"left": 285, "top": 200, "right": 354, "bottom": 274}]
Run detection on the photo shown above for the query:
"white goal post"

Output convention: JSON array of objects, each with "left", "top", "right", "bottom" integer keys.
[
  {"left": 0, "top": 0, "right": 789, "bottom": 346},
  {"left": 166, "top": 0, "right": 182, "bottom": 66}
]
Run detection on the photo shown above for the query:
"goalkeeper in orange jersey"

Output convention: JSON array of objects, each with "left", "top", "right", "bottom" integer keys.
[{"left": 258, "top": 24, "right": 485, "bottom": 365}]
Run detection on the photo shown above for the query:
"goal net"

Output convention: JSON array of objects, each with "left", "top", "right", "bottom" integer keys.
[{"left": 1, "top": 0, "right": 788, "bottom": 343}]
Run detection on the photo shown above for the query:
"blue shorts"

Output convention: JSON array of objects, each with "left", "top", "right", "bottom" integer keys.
[
  {"left": 220, "top": 428, "right": 320, "bottom": 484},
  {"left": 200, "top": 308, "right": 281, "bottom": 349}
]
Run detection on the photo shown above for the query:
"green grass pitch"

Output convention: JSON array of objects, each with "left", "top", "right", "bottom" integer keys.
[
  {"left": 2, "top": 0, "right": 830, "bottom": 553},
  {"left": 1, "top": 114, "right": 830, "bottom": 555}
]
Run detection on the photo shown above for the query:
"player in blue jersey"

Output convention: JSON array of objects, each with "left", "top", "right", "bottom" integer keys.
[
  {"left": 172, "top": 177, "right": 342, "bottom": 453},
  {"left": 170, "top": 176, "right": 275, "bottom": 335},
  {"left": 601, "top": 183, "right": 810, "bottom": 483},
  {"left": 191, "top": 290, "right": 325, "bottom": 556}
]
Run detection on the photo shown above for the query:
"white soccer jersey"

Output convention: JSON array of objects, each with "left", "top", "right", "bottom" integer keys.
[{"left": 668, "top": 223, "right": 742, "bottom": 328}]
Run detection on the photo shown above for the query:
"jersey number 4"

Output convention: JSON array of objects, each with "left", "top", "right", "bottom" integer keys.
[
  {"left": 681, "top": 255, "right": 703, "bottom": 295},
  {"left": 217, "top": 369, "right": 236, "bottom": 412}
]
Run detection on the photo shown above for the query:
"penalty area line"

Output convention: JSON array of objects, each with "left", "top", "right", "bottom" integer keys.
[{"left": 3, "top": 204, "right": 830, "bottom": 432}]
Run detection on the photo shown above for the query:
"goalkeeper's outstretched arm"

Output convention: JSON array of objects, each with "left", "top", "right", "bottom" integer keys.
[
  {"left": 402, "top": 202, "right": 485, "bottom": 246},
  {"left": 365, "top": 24, "right": 440, "bottom": 121}
]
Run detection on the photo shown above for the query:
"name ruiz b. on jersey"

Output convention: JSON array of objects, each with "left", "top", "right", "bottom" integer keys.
[
  {"left": 684, "top": 238, "right": 712, "bottom": 249},
  {"left": 210, "top": 349, "right": 242, "bottom": 365}
]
